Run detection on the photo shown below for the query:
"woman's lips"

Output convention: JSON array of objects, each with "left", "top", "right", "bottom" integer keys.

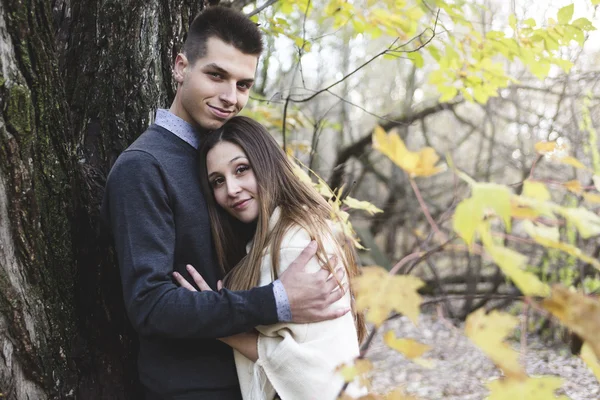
[{"left": 232, "top": 198, "right": 251, "bottom": 210}]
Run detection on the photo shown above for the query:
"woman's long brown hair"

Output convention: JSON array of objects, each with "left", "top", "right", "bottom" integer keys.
[{"left": 199, "top": 116, "right": 366, "bottom": 342}]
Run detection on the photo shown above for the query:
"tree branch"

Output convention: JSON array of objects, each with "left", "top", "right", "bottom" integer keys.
[{"left": 328, "top": 99, "right": 463, "bottom": 190}]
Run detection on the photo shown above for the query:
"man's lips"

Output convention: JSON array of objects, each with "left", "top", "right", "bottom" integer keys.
[
  {"left": 208, "top": 105, "right": 234, "bottom": 118},
  {"left": 232, "top": 198, "right": 251, "bottom": 210}
]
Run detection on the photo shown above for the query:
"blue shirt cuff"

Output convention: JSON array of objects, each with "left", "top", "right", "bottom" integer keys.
[{"left": 273, "top": 279, "right": 292, "bottom": 322}]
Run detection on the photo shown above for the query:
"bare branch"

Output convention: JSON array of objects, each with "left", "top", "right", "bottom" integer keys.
[{"left": 245, "top": 0, "right": 279, "bottom": 17}]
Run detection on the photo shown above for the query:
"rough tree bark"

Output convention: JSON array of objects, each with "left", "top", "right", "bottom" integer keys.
[{"left": 0, "top": 0, "right": 219, "bottom": 398}]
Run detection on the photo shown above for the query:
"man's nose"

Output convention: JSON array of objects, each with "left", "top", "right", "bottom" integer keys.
[{"left": 219, "top": 82, "right": 237, "bottom": 106}]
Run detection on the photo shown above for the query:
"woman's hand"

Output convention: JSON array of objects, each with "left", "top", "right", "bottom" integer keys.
[
  {"left": 173, "top": 264, "right": 223, "bottom": 291},
  {"left": 173, "top": 266, "right": 259, "bottom": 361}
]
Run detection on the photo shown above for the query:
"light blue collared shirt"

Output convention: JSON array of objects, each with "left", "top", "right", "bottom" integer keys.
[{"left": 154, "top": 109, "right": 293, "bottom": 322}]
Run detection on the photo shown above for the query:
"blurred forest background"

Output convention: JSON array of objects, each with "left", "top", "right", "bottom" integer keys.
[{"left": 0, "top": 0, "right": 599, "bottom": 398}]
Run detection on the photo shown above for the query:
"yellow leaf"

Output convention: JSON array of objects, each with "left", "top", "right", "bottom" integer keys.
[
  {"left": 453, "top": 182, "right": 513, "bottom": 246},
  {"left": 522, "top": 180, "right": 551, "bottom": 201},
  {"left": 330, "top": 201, "right": 365, "bottom": 250},
  {"left": 383, "top": 331, "right": 431, "bottom": 359},
  {"left": 372, "top": 126, "right": 444, "bottom": 177},
  {"left": 336, "top": 359, "right": 373, "bottom": 386},
  {"left": 564, "top": 180, "right": 583, "bottom": 194},
  {"left": 558, "top": 156, "right": 587, "bottom": 169},
  {"left": 482, "top": 224, "right": 550, "bottom": 297},
  {"left": 473, "top": 183, "right": 512, "bottom": 232},
  {"left": 353, "top": 266, "right": 424, "bottom": 326},
  {"left": 486, "top": 376, "right": 567, "bottom": 400},
  {"left": 534, "top": 141, "right": 559, "bottom": 154},
  {"left": 465, "top": 309, "right": 526, "bottom": 379},
  {"left": 558, "top": 207, "right": 600, "bottom": 239},
  {"left": 522, "top": 218, "right": 600, "bottom": 270},
  {"left": 343, "top": 196, "right": 383, "bottom": 215},
  {"left": 581, "top": 342, "right": 600, "bottom": 382},
  {"left": 521, "top": 220, "right": 560, "bottom": 242},
  {"left": 510, "top": 203, "right": 540, "bottom": 220},
  {"left": 583, "top": 192, "right": 600, "bottom": 204},
  {"left": 453, "top": 197, "right": 482, "bottom": 246},
  {"left": 543, "top": 286, "right": 600, "bottom": 360}
]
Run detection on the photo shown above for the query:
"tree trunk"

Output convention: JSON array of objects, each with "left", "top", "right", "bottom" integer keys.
[{"left": 0, "top": 0, "right": 208, "bottom": 398}]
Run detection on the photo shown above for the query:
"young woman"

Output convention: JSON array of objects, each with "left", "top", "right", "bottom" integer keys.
[{"left": 175, "top": 116, "right": 366, "bottom": 400}]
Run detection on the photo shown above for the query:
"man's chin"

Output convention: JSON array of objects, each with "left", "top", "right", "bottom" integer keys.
[{"left": 197, "top": 119, "right": 228, "bottom": 132}]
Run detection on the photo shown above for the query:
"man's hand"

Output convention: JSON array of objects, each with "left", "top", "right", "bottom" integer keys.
[{"left": 279, "top": 241, "right": 350, "bottom": 323}]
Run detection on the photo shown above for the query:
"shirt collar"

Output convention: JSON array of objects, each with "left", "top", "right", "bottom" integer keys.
[{"left": 154, "top": 108, "right": 200, "bottom": 149}]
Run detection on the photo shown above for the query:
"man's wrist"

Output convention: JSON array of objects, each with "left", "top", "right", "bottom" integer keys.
[{"left": 272, "top": 279, "right": 292, "bottom": 322}]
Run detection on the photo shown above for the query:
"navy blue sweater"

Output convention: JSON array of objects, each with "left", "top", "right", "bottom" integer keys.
[{"left": 101, "top": 125, "right": 278, "bottom": 397}]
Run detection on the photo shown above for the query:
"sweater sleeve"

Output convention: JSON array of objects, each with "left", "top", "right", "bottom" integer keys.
[
  {"left": 252, "top": 228, "right": 361, "bottom": 400},
  {"left": 102, "top": 150, "right": 278, "bottom": 339}
]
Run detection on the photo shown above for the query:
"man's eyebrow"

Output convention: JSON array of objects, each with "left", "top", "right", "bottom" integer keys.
[{"left": 204, "top": 63, "right": 229, "bottom": 75}]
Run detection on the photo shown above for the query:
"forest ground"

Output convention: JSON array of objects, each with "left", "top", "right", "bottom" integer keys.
[{"left": 368, "top": 312, "right": 600, "bottom": 399}]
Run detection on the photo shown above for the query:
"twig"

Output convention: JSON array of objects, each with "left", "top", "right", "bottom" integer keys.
[
  {"left": 293, "top": 11, "right": 440, "bottom": 104},
  {"left": 410, "top": 178, "right": 447, "bottom": 242},
  {"left": 245, "top": 0, "right": 279, "bottom": 18},
  {"left": 521, "top": 303, "right": 529, "bottom": 368}
]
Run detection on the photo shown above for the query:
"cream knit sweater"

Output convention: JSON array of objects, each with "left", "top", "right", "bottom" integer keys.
[{"left": 234, "top": 208, "right": 361, "bottom": 400}]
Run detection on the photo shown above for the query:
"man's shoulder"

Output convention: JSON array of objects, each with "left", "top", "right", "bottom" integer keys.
[{"left": 125, "top": 125, "right": 170, "bottom": 153}]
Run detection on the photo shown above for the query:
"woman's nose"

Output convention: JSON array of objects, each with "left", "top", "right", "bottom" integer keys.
[{"left": 226, "top": 180, "right": 241, "bottom": 196}]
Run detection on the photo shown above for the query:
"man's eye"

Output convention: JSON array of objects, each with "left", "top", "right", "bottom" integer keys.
[
  {"left": 208, "top": 72, "right": 222, "bottom": 79},
  {"left": 237, "top": 82, "right": 251, "bottom": 90}
]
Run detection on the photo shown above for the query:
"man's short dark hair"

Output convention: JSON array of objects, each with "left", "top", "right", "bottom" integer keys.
[{"left": 183, "top": 6, "right": 263, "bottom": 64}]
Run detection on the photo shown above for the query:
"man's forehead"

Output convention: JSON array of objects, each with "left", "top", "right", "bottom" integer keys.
[{"left": 197, "top": 37, "right": 258, "bottom": 75}]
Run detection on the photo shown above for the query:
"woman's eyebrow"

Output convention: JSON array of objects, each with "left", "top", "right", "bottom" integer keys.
[{"left": 229, "top": 156, "right": 247, "bottom": 164}]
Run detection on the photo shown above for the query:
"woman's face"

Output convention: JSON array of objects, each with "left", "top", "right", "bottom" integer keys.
[{"left": 206, "top": 141, "right": 259, "bottom": 223}]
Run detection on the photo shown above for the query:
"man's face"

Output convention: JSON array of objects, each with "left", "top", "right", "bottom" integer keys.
[{"left": 172, "top": 37, "right": 258, "bottom": 130}]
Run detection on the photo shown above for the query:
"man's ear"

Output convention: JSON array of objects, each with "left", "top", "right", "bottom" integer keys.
[{"left": 173, "top": 53, "right": 189, "bottom": 83}]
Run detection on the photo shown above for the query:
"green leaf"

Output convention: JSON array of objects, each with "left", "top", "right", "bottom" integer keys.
[
  {"left": 508, "top": 14, "right": 517, "bottom": 29},
  {"left": 351, "top": 17, "right": 366, "bottom": 34},
  {"left": 528, "top": 62, "right": 551, "bottom": 80},
  {"left": 407, "top": 52, "right": 424, "bottom": 68},
  {"left": 523, "top": 18, "right": 536, "bottom": 28},
  {"left": 557, "top": 4, "right": 574, "bottom": 25},
  {"left": 571, "top": 17, "right": 596, "bottom": 31},
  {"left": 427, "top": 46, "right": 441, "bottom": 62},
  {"left": 439, "top": 85, "right": 458, "bottom": 102}
]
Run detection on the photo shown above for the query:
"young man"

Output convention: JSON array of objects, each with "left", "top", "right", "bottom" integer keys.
[{"left": 101, "top": 7, "right": 348, "bottom": 400}]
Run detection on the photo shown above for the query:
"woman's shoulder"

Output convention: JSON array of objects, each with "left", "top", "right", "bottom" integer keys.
[{"left": 278, "top": 221, "right": 339, "bottom": 254}]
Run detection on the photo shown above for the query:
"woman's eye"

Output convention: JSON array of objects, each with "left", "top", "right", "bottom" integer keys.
[
  {"left": 236, "top": 165, "right": 250, "bottom": 174},
  {"left": 211, "top": 178, "right": 224, "bottom": 187}
]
